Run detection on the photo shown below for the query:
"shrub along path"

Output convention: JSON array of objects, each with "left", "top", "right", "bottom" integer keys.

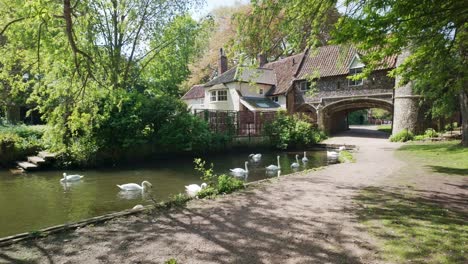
[{"left": 1, "top": 126, "right": 467, "bottom": 264}]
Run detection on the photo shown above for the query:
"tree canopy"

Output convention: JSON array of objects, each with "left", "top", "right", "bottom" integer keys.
[
  {"left": 240, "top": 0, "right": 468, "bottom": 146},
  {"left": 0, "top": 0, "right": 216, "bottom": 163}
]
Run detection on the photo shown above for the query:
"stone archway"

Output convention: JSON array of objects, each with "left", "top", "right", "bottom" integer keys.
[
  {"left": 295, "top": 104, "right": 318, "bottom": 123},
  {"left": 318, "top": 98, "right": 394, "bottom": 134}
]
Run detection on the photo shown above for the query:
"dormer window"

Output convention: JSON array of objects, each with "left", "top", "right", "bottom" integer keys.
[
  {"left": 348, "top": 67, "right": 363, "bottom": 86},
  {"left": 348, "top": 54, "right": 365, "bottom": 87},
  {"left": 299, "top": 81, "right": 309, "bottom": 91}
]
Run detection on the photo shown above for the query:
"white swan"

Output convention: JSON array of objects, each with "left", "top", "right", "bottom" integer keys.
[
  {"left": 302, "top": 151, "right": 308, "bottom": 163},
  {"left": 266, "top": 155, "right": 281, "bottom": 171},
  {"left": 60, "top": 172, "right": 84, "bottom": 182},
  {"left": 249, "top": 153, "right": 262, "bottom": 161},
  {"left": 117, "top": 181, "right": 152, "bottom": 191},
  {"left": 132, "top": 204, "right": 144, "bottom": 210},
  {"left": 185, "top": 183, "right": 207, "bottom": 197},
  {"left": 230, "top": 161, "right": 249, "bottom": 176},
  {"left": 338, "top": 146, "right": 346, "bottom": 151},
  {"left": 291, "top": 154, "right": 300, "bottom": 168},
  {"left": 327, "top": 151, "right": 339, "bottom": 158}
]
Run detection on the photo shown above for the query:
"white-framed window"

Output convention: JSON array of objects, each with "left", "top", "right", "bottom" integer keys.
[
  {"left": 271, "top": 96, "right": 279, "bottom": 102},
  {"left": 210, "top": 90, "right": 228, "bottom": 102},
  {"left": 217, "top": 90, "right": 227, "bottom": 101},
  {"left": 299, "top": 81, "right": 309, "bottom": 91},
  {"left": 259, "top": 88, "right": 264, "bottom": 95},
  {"left": 348, "top": 67, "right": 363, "bottom": 86}
]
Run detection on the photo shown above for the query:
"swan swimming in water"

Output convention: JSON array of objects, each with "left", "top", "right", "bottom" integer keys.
[
  {"left": 302, "top": 151, "right": 308, "bottom": 163},
  {"left": 266, "top": 155, "right": 281, "bottom": 171},
  {"left": 230, "top": 161, "right": 249, "bottom": 176},
  {"left": 338, "top": 146, "right": 346, "bottom": 151},
  {"left": 60, "top": 173, "right": 84, "bottom": 182},
  {"left": 117, "top": 181, "right": 152, "bottom": 191},
  {"left": 249, "top": 153, "right": 262, "bottom": 161},
  {"left": 291, "top": 154, "right": 300, "bottom": 168},
  {"left": 185, "top": 183, "right": 207, "bottom": 197}
]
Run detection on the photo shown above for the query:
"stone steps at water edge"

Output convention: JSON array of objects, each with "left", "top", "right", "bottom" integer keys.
[{"left": 11, "top": 151, "right": 57, "bottom": 174}]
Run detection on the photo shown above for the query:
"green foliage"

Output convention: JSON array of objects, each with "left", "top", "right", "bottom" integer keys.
[
  {"left": 338, "top": 150, "right": 355, "bottom": 163},
  {"left": 377, "top": 125, "right": 392, "bottom": 134},
  {"left": 264, "top": 111, "right": 326, "bottom": 149},
  {"left": 194, "top": 158, "right": 217, "bottom": 186},
  {"left": 390, "top": 129, "right": 414, "bottom": 142},
  {"left": 370, "top": 108, "right": 392, "bottom": 120},
  {"left": 424, "top": 128, "right": 438, "bottom": 138},
  {"left": 193, "top": 158, "right": 245, "bottom": 198},
  {"left": 0, "top": 0, "right": 212, "bottom": 165},
  {"left": 0, "top": 124, "right": 47, "bottom": 165},
  {"left": 216, "top": 174, "right": 244, "bottom": 194},
  {"left": 348, "top": 110, "right": 368, "bottom": 125},
  {"left": 332, "top": 0, "right": 468, "bottom": 146},
  {"left": 165, "top": 259, "right": 178, "bottom": 264},
  {"left": 234, "top": 0, "right": 339, "bottom": 60}
]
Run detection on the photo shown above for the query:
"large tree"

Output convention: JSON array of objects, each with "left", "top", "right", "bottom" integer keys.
[
  {"left": 238, "top": 0, "right": 468, "bottom": 146},
  {"left": 333, "top": 0, "right": 468, "bottom": 146},
  {"left": 234, "top": 0, "right": 339, "bottom": 61},
  {"left": 0, "top": 0, "right": 203, "bottom": 155}
]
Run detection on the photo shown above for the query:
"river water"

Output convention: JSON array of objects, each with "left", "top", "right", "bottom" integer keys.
[{"left": 0, "top": 150, "right": 327, "bottom": 237}]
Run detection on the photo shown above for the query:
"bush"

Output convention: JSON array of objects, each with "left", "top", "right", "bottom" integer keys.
[
  {"left": 424, "top": 128, "right": 438, "bottom": 138},
  {"left": 217, "top": 174, "right": 244, "bottom": 194},
  {"left": 0, "top": 125, "right": 46, "bottom": 166},
  {"left": 390, "top": 129, "right": 414, "bottom": 142},
  {"left": 264, "top": 110, "right": 327, "bottom": 149},
  {"left": 194, "top": 158, "right": 245, "bottom": 198}
]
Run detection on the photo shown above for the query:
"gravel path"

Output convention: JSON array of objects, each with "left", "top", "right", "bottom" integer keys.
[{"left": 1, "top": 126, "right": 464, "bottom": 264}]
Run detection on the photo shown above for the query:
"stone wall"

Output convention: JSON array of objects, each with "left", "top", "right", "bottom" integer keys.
[
  {"left": 392, "top": 50, "right": 423, "bottom": 134},
  {"left": 297, "top": 69, "right": 395, "bottom": 105}
]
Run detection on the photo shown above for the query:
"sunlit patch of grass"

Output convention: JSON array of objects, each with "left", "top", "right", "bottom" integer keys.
[
  {"left": 338, "top": 150, "right": 355, "bottom": 163},
  {"left": 377, "top": 124, "right": 392, "bottom": 134},
  {"left": 397, "top": 141, "right": 468, "bottom": 176},
  {"left": 355, "top": 187, "right": 467, "bottom": 264}
]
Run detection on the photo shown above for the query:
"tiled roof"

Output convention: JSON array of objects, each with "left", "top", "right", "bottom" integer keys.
[
  {"left": 264, "top": 53, "right": 305, "bottom": 96},
  {"left": 204, "top": 67, "right": 238, "bottom": 87},
  {"left": 181, "top": 85, "right": 205, "bottom": 100},
  {"left": 296, "top": 45, "right": 397, "bottom": 80},
  {"left": 204, "top": 67, "right": 276, "bottom": 87}
]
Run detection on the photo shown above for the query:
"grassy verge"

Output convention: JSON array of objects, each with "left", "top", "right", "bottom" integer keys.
[
  {"left": 355, "top": 187, "right": 467, "bottom": 264},
  {"left": 338, "top": 150, "right": 355, "bottom": 163},
  {"left": 396, "top": 141, "right": 468, "bottom": 176},
  {"left": 377, "top": 124, "right": 392, "bottom": 134}
]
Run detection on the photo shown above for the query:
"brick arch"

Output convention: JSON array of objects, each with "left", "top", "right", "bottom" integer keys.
[
  {"left": 319, "top": 98, "right": 394, "bottom": 133},
  {"left": 322, "top": 98, "right": 393, "bottom": 114},
  {"left": 295, "top": 103, "right": 318, "bottom": 122}
]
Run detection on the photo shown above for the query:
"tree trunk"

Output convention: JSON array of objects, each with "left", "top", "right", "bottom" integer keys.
[{"left": 460, "top": 88, "right": 468, "bottom": 147}]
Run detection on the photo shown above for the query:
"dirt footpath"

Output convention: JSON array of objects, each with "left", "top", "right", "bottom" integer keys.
[{"left": 0, "top": 126, "right": 464, "bottom": 264}]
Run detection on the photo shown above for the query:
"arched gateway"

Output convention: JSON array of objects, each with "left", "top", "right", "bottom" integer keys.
[{"left": 184, "top": 45, "right": 423, "bottom": 137}]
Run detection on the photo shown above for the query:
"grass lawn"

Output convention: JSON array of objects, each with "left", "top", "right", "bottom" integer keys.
[
  {"left": 355, "top": 141, "right": 468, "bottom": 263},
  {"left": 377, "top": 124, "right": 392, "bottom": 134},
  {"left": 397, "top": 140, "right": 468, "bottom": 176},
  {"left": 356, "top": 187, "right": 467, "bottom": 264}
]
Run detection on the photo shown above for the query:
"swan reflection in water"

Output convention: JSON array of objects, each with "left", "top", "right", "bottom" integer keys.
[
  {"left": 266, "top": 169, "right": 281, "bottom": 177},
  {"left": 61, "top": 180, "right": 82, "bottom": 191},
  {"left": 117, "top": 189, "right": 149, "bottom": 200}
]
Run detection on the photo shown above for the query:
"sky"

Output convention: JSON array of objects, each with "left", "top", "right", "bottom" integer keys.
[{"left": 191, "top": 0, "right": 250, "bottom": 20}]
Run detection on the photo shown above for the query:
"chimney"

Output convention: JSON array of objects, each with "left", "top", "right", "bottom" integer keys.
[
  {"left": 218, "top": 48, "right": 228, "bottom": 75},
  {"left": 257, "top": 53, "right": 267, "bottom": 67}
]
